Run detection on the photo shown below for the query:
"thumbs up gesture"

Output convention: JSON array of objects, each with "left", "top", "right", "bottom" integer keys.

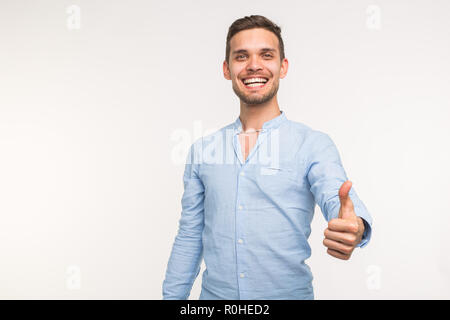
[{"left": 323, "top": 180, "right": 365, "bottom": 260}]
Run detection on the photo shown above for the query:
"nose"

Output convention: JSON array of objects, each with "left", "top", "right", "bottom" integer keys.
[{"left": 246, "top": 55, "right": 263, "bottom": 72}]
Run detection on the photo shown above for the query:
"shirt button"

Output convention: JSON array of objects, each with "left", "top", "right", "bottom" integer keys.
[
  {"left": 238, "top": 239, "right": 243, "bottom": 244},
  {"left": 240, "top": 273, "right": 245, "bottom": 278},
  {"left": 240, "top": 172, "right": 245, "bottom": 176},
  {"left": 238, "top": 205, "right": 243, "bottom": 210}
]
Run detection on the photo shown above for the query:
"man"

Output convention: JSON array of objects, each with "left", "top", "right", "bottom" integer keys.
[{"left": 163, "top": 15, "right": 372, "bottom": 300}]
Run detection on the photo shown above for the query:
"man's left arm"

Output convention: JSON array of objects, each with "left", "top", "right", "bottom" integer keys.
[{"left": 305, "top": 131, "right": 373, "bottom": 260}]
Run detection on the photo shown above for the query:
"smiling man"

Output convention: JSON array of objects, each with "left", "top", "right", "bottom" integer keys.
[{"left": 162, "top": 15, "right": 373, "bottom": 300}]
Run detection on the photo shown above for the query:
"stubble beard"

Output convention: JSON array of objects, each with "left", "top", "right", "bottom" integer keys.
[{"left": 232, "top": 78, "right": 279, "bottom": 106}]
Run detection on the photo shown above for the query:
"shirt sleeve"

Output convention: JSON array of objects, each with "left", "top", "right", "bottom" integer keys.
[
  {"left": 162, "top": 141, "right": 205, "bottom": 299},
  {"left": 305, "top": 131, "right": 373, "bottom": 248}
]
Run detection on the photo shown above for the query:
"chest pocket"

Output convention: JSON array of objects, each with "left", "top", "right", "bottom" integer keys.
[{"left": 255, "top": 163, "right": 301, "bottom": 196}]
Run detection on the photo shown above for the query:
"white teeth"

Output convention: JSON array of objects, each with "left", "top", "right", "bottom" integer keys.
[
  {"left": 246, "top": 82, "right": 265, "bottom": 87},
  {"left": 243, "top": 77, "right": 268, "bottom": 84}
]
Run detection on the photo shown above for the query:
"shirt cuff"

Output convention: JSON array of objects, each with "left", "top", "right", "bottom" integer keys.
[{"left": 356, "top": 215, "right": 372, "bottom": 248}]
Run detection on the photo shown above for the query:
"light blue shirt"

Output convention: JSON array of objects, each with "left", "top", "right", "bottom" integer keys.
[{"left": 162, "top": 110, "right": 373, "bottom": 300}]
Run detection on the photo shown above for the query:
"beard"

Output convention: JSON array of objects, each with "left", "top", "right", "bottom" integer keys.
[{"left": 232, "top": 78, "right": 279, "bottom": 105}]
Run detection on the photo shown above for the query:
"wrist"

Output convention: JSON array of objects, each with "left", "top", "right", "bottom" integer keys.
[{"left": 357, "top": 217, "right": 365, "bottom": 237}]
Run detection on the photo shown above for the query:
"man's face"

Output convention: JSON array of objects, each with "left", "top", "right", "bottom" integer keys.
[{"left": 224, "top": 28, "right": 288, "bottom": 105}]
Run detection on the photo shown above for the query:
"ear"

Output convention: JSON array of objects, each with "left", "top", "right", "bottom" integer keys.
[
  {"left": 223, "top": 60, "right": 231, "bottom": 80},
  {"left": 279, "top": 58, "right": 289, "bottom": 79}
]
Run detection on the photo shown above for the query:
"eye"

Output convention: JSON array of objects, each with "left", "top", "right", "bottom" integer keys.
[
  {"left": 263, "top": 53, "right": 273, "bottom": 58},
  {"left": 236, "top": 55, "right": 246, "bottom": 60}
]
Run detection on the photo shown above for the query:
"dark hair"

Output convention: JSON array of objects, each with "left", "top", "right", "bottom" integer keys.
[{"left": 225, "top": 15, "right": 285, "bottom": 64}]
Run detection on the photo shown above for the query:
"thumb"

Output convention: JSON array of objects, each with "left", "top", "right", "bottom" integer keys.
[{"left": 338, "top": 180, "right": 356, "bottom": 219}]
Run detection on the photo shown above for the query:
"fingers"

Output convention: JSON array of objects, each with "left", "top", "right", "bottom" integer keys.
[
  {"left": 328, "top": 218, "right": 359, "bottom": 234},
  {"left": 326, "top": 248, "right": 351, "bottom": 260},
  {"left": 324, "top": 217, "right": 360, "bottom": 261},
  {"left": 324, "top": 228, "right": 358, "bottom": 246},
  {"left": 323, "top": 238, "right": 354, "bottom": 257}
]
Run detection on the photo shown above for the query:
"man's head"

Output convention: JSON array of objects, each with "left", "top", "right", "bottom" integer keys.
[{"left": 223, "top": 15, "right": 288, "bottom": 106}]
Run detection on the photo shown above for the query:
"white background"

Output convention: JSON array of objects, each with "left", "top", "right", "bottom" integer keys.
[{"left": 0, "top": 0, "right": 449, "bottom": 299}]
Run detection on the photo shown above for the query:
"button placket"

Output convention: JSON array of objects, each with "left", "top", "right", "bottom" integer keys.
[{"left": 235, "top": 164, "right": 249, "bottom": 296}]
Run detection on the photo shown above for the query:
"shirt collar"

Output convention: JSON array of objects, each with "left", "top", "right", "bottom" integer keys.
[{"left": 233, "top": 110, "right": 287, "bottom": 133}]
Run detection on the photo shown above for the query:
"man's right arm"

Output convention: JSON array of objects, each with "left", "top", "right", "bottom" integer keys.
[{"left": 162, "top": 143, "right": 205, "bottom": 300}]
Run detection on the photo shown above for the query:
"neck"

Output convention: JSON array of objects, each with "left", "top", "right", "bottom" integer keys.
[{"left": 239, "top": 96, "right": 281, "bottom": 132}]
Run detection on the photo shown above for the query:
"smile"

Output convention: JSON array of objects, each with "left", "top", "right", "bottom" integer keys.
[{"left": 241, "top": 77, "right": 268, "bottom": 90}]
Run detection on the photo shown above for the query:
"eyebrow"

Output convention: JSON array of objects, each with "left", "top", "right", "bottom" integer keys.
[{"left": 232, "top": 48, "right": 277, "bottom": 55}]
